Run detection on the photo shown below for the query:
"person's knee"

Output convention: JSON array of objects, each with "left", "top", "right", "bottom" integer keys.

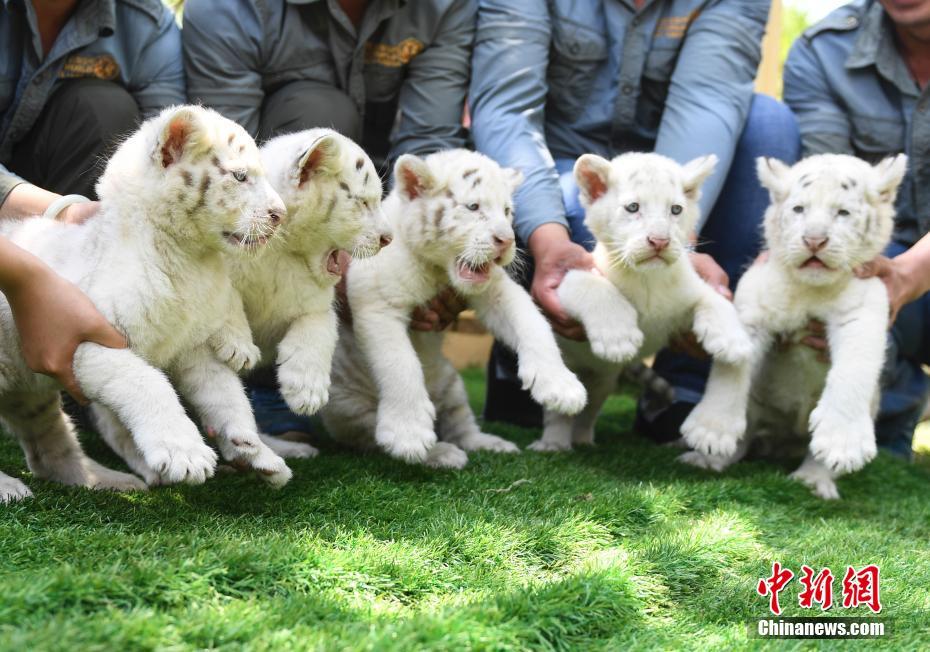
[
  {"left": 739, "top": 94, "right": 801, "bottom": 164},
  {"left": 260, "top": 81, "right": 361, "bottom": 141},
  {"left": 51, "top": 79, "right": 140, "bottom": 145}
]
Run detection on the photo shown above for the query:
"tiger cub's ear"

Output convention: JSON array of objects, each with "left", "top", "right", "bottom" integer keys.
[
  {"left": 868, "top": 154, "right": 907, "bottom": 205},
  {"left": 756, "top": 157, "right": 792, "bottom": 203},
  {"left": 296, "top": 133, "right": 342, "bottom": 187},
  {"left": 156, "top": 107, "right": 211, "bottom": 168},
  {"left": 681, "top": 154, "right": 718, "bottom": 201},
  {"left": 394, "top": 154, "right": 437, "bottom": 200},
  {"left": 574, "top": 154, "right": 611, "bottom": 204}
]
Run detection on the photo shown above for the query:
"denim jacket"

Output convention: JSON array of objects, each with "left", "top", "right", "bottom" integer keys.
[
  {"left": 0, "top": 0, "right": 185, "bottom": 205},
  {"left": 469, "top": 0, "right": 770, "bottom": 242},
  {"left": 785, "top": 0, "right": 928, "bottom": 246}
]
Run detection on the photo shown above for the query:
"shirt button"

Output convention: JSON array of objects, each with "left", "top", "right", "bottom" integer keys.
[
  {"left": 622, "top": 84, "right": 634, "bottom": 95},
  {"left": 569, "top": 43, "right": 580, "bottom": 55},
  {"left": 846, "top": 16, "right": 859, "bottom": 28}
]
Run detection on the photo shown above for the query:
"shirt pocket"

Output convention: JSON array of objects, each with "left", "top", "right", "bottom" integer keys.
[
  {"left": 850, "top": 114, "right": 905, "bottom": 164},
  {"left": 639, "top": 46, "right": 679, "bottom": 131},
  {"left": 547, "top": 20, "right": 608, "bottom": 118},
  {"left": 364, "top": 64, "right": 405, "bottom": 104}
]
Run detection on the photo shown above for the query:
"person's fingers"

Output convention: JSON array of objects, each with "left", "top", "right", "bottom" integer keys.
[
  {"left": 553, "top": 320, "right": 586, "bottom": 341},
  {"left": 888, "top": 306, "right": 901, "bottom": 328},
  {"left": 59, "top": 371, "right": 89, "bottom": 406},
  {"left": 410, "top": 308, "right": 439, "bottom": 332},
  {"left": 670, "top": 333, "right": 709, "bottom": 360},
  {"left": 410, "top": 320, "right": 434, "bottom": 331},
  {"left": 753, "top": 251, "right": 770, "bottom": 265},
  {"left": 854, "top": 255, "right": 890, "bottom": 279},
  {"left": 87, "top": 321, "right": 128, "bottom": 349},
  {"left": 801, "top": 335, "right": 828, "bottom": 351},
  {"left": 431, "top": 299, "right": 457, "bottom": 328},
  {"left": 713, "top": 284, "right": 733, "bottom": 300},
  {"left": 533, "top": 284, "right": 571, "bottom": 325}
]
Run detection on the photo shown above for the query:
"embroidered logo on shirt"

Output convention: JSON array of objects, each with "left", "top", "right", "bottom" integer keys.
[
  {"left": 654, "top": 10, "right": 702, "bottom": 39},
  {"left": 364, "top": 38, "right": 424, "bottom": 67},
  {"left": 58, "top": 54, "right": 120, "bottom": 81}
]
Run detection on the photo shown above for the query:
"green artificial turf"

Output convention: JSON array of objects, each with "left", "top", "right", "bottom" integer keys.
[{"left": 1, "top": 369, "right": 928, "bottom": 650}]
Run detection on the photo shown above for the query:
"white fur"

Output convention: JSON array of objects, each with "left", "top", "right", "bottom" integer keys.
[
  {"left": 680, "top": 154, "right": 907, "bottom": 499},
  {"left": 531, "top": 152, "right": 752, "bottom": 452},
  {"left": 321, "top": 150, "right": 587, "bottom": 467},
  {"left": 0, "top": 105, "right": 292, "bottom": 500},
  {"left": 208, "top": 129, "right": 392, "bottom": 461}
]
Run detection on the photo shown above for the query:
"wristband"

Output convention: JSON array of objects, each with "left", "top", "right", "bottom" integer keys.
[{"left": 42, "top": 194, "right": 90, "bottom": 221}]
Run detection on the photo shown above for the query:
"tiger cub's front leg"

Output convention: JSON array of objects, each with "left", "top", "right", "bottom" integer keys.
[
  {"left": 353, "top": 307, "right": 437, "bottom": 463},
  {"left": 414, "top": 331, "right": 519, "bottom": 465},
  {"left": 172, "top": 345, "right": 292, "bottom": 487},
  {"left": 558, "top": 269, "right": 643, "bottom": 364},
  {"left": 690, "top": 281, "right": 752, "bottom": 365},
  {"left": 471, "top": 270, "right": 587, "bottom": 415},
  {"left": 277, "top": 306, "right": 338, "bottom": 417},
  {"left": 208, "top": 290, "right": 261, "bottom": 373}
]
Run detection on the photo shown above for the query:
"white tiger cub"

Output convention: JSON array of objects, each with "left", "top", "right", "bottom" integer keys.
[
  {"left": 0, "top": 106, "right": 289, "bottom": 502},
  {"left": 321, "top": 150, "right": 587, "bottom": 468},
  {"left": 680, "top": 154, "right": 907, "bottom": 500},
  {"left": 231, "top": 129, "right": 391, "bottom": 459},
  {"left": 530, "top": 152, "right": 752, "bottom": 452}
]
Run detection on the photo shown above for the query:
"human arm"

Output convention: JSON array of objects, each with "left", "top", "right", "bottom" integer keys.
[
  {"left": 783, "top": 31, "right": 854, "bottom": 156},
  {"left": 855, "top": 232, "right": 930, "bottom": 323},
  {"left": 469, "top": 0, "right": 565, "bottom": 243},
  {"left": 182, "top": 0, "right": 266, "bottom": 137},
  {"left": 128, "top": 3, "right": 187, "bottom": 117},
  {"left": 0, "top": 236, "right": 126, "bottom": 402},
  {"left": 389, "top": 0, "right": 475, "bottom": 158},
  {"left": 653, "top": 0, "right": 770, "bottom": 227},
  {"left": 0, "top": 182, "right": 99, "bottom": 224}
]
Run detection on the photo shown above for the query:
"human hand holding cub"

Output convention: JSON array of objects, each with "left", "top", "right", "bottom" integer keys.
[
  {"left": 528, "top": 223, "right": 595, "bottom": 341},
  {"left": 0, "top": 239, "right": 126, "bottom": 403}
]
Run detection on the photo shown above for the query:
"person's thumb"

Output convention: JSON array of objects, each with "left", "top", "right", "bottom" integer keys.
[
  {"left": 87, "top": 321, "right": 128, "bottom": 350},
  {"left": 855, "top": 256, "right": 890, "bottom": 279}
]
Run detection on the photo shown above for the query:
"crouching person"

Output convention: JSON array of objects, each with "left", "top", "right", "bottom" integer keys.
[
  {"left": 470, "top": 0, "right": 801, "bottom": 436},
  {"left": 183, "top": 0, "right": 476, "bottom": 437},
  {"left": 784, "top": 0, "right": 930, "bottom": 458},
  {"left": 1, "top": 0, "right": 185, "bottom": 219}
]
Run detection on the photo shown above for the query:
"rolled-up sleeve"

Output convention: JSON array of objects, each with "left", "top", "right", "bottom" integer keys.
[
  {"left": 390, "top": 0, "right": 475, "bottom": 159},
  {"left": 182, "top": 0, "right": 266, "bottom": 137},
  {"left": 0, "top": 165, "right": 24, "bottom": 209},
  {"left": 470, "top": 0, "right": 563, "bottom": 243},
  {"left": 784, "top": 36, "right": 854, "bottom": 156},
  {"left": 130, "top": 6, "right": 186, "bottom": 117},
  {"left": 653, "top": 0, "right": 769, "bottom": 228}
]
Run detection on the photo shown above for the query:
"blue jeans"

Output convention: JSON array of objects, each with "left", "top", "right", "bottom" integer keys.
[
  {"left": 247, "top": 385, "right": 315, "bottom": 436},
  {"left": 875, "top": 241, "right": 930, "bottom": 458}
]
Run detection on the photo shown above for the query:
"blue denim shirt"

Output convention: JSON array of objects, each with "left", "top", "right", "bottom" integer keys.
[
  {"left": 0, "top": 0, "right": 185, "bottom": 204},
  {"left": 784, "top": 0, "right": 927, "bottom": 246},
  {"left": 469, "top": 0, "right": 770, "bottom": 242},
  {"left": 183, "top": 0, "right": 474, "bottom": 166}
]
